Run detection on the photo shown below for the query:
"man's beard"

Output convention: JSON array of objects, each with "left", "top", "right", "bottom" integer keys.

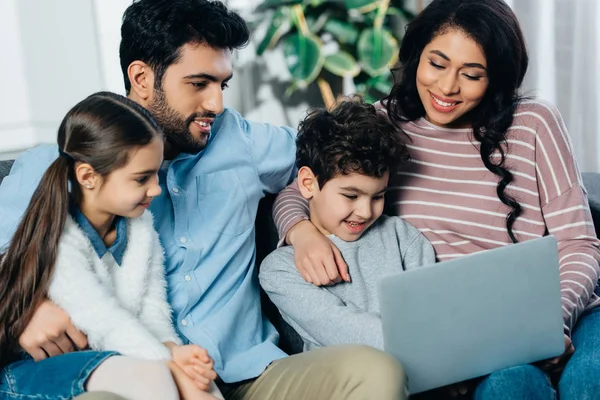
[{"left": 148, "top": 89, "right": 214, "bottom": 154}]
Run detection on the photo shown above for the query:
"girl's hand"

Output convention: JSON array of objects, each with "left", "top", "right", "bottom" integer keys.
[
  {"left": 287, "top": 220, "right": 350, "bottom": 286},
  {"left": 171, "top": 344, "right": 218, "bottom": 391}
]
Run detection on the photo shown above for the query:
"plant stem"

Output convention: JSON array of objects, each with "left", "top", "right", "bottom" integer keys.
[
  {"left": 374, "top": 0, "right": 391, "bottom": 30},
  {"left": 292, "top": 5, "right": 310, "bottom": 36},
  {"left": 317, "top": 77, "right": 335, "bottom": 109}
]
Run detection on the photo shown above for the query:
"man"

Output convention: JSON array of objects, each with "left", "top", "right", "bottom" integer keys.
[{"left": 0, "top": 1, "right": 405, "bottom": 399}]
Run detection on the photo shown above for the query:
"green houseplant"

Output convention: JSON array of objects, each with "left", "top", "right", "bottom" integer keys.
[{"left": 253, "top": 0, "right": 414, "bottom": 107}]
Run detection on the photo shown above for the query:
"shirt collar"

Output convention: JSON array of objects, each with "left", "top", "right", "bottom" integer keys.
[{"left": 69, "top": 203, "right": 128, "bottom": 266}]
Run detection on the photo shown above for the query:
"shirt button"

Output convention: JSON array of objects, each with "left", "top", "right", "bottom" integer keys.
[
  {"left": 179, "top": 236, "right": 187, "bottom": 244},
  {"left": 185, "top": 275, "right": 191, "bottom": 282},
  {"left": 172, "top": 187, "right": 179, "bottom": 194},
  {"left": 181, "top": 319, "right": 188, "bottom": 326}
]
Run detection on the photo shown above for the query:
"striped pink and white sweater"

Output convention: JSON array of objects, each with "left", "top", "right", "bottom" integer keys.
[{"left": 273, "top": 99, "right": 600, "bottom": 335}]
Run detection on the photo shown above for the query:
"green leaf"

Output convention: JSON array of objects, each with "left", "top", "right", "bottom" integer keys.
[
  {"left": 344, "top": 0, "right": 380, "bottom": 13},
  {"left": 357, "top": 28, "right": 398, "bottom": 76},
  {"left": 282, "top": 33, "right": 325, "bottom": 87},
  {"left": 367, "top": 70, "right": 394, "bottom": 94},
  {"left": 256, "top": 0, "right": 305, "bottom": 12},
  {"left": 324, "top": 51, "right": 360, "bottom": 77},
  {"left": 257, "top": 9, "right": 291, "bottom": 55},
  {"left": 306, "top": 10, "right": 331, "bottom": 33},
  {"left": 323, "top": 18, "right": 359, "bottom": 45}
]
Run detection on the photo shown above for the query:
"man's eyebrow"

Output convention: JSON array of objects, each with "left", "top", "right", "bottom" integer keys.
[{"left": 183, "top": 73, "right": 234, "bottom": 82}]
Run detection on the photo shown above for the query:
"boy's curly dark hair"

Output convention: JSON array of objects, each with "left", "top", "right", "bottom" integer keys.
[{"left": 296, "top": 98, "right": 409, "bottom": 188}]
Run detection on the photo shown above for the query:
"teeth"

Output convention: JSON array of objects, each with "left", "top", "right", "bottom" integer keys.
[
  {"left": 347, "top": 222, "right": 361, "bottom": 226},
  {"left": 433, "top": 96, "right": 457, "bottom": 107},
  {"left": 196, "top": 121, "right": 209, "bottom": 127}
]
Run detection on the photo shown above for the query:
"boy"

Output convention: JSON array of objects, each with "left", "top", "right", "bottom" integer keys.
[{"left": 260, "top": 98, "right": 436, "bottom": 351}]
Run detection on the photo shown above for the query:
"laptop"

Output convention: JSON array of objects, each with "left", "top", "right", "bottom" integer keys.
[{"left": 378, "top": 235, "right": 564, "bottom": 394}]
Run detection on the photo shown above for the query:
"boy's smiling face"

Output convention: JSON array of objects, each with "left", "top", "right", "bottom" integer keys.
[{"left": 298, "top": 167, "right": 389, "bottom": 242}]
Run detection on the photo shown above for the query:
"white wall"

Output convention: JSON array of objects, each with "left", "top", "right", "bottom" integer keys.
[{"left": 0, "top": 0, "right": 106, "bottom": 156}]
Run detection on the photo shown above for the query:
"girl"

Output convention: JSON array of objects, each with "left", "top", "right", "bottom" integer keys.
[
  {"left": 273, "top": 0, "right": 600, "bottom": 399},
  {"left": 0, "top": 92, "right": 222, "bottom": 400}
]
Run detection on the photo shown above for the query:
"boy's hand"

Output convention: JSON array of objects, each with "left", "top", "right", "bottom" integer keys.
[
  {"left": 287, "top": 220, "right": 350, "bottom": 286},
  {"left": 19, "top": 300, "right": 88, "bottom": 360},
  {"left": 171, "top": 344, "right": 218, "bottom": 391}
]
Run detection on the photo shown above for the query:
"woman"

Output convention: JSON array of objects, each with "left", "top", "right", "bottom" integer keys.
[{"left": 273, "top": 0, "right": 600, "bottom": 398}]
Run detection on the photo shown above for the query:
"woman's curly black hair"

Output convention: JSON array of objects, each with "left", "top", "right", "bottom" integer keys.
[
  {"left": 296, "top": 97, "right": 410, "bottom": 188},
  {"left": 382, "top": 0, "right": 529, "bottom": 243}
]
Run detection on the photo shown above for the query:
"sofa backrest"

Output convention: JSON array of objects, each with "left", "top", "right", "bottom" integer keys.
[{"left": 0, "top": 160, "right": 14, "bottom": 185}]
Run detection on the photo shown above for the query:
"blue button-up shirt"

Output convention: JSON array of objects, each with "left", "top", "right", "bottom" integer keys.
[
  {"left": 70, "top": 203, "right": 128, "bottom": 266},
  {"left": 0, "top": 108, "right": 297, "bottom": 382}
]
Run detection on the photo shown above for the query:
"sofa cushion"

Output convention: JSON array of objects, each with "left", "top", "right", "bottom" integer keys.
[{"left": 0, "top": 160, "right": 14, "bottom": 185}]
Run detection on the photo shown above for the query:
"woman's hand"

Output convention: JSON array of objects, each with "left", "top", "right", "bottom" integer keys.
[
  {"left": 171, "top": 344, "right": 218, "bottom": 391},
  {"left": 286, "top": 220, "right": 350, "bottom": 286}
]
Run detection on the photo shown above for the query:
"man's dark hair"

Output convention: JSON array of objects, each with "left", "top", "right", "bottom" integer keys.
[
  {"left": 296, "top": 98, "right": 410, "bottom": 188},
  {"left": 120, "top": 0, "right": 250, "bottom": 93}
]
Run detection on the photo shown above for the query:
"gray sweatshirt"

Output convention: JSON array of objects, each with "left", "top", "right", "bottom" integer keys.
[{"left": 259, "top": 215, "right": 436, "bottom": 351}]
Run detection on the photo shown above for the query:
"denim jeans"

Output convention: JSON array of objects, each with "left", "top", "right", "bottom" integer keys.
[
  {"left": 0, "top": 350, "right": 117, "bottom": 400},
  {"left": 473, "top": 304, "right": 600, "bottom": 400}
]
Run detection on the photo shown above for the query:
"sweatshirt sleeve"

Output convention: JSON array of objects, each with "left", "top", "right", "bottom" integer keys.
[
  {"left": 259, "top": 249, "right": 384, "bottom": 350},
  {"left": 49, "top": 229, "right": 172, "bottom": 360},
  {"left": 531, "top": 101, "right": 600, "bottom": 335},
  {"left": 272, "top": 179, "right": 310, "bottom": 244},
  {"left": 138, "top": 229, "right": 182, "bottom": 345}
]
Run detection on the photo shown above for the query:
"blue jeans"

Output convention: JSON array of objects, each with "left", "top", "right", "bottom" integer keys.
[
  {"left": 473, "top": 305, "right": 600, "bottom": 400},
  {"left": 0, "top": 350, "right": 117, "bottom": 400}
]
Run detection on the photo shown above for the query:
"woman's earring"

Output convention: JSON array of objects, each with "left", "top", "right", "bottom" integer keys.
[{"left": 85, "top": 184, "right": 92, "bottom": 189}]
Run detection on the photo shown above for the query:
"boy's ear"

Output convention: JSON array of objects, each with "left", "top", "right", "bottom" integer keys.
[
  {"left": 75, "top": 162, "right": 99, "bottom": 190},
  {"left": 297, "top": 166, "right": 319, "bottom": 199}
]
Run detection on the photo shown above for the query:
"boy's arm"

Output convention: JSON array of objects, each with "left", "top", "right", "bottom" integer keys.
[
  {"left": 0, "top": 145, "right": 58, "bottom": 250},
  {"left": 259, "top": 251, "right": 384, "bottom": 350},
  {"left": 395, "top": 218, "right": 437, "bottom": 270}
]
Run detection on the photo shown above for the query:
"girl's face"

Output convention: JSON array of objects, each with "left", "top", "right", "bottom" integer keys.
[
  {"left": 416, "top": 28, "right": 489, "bottom": 128},
  {"left": 93, "top": 137, "right": 164, "bottom": 218}
]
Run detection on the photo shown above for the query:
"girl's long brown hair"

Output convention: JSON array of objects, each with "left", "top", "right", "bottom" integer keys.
[{"left": 0, "top": 92, "right": 160, "bottom": 364}]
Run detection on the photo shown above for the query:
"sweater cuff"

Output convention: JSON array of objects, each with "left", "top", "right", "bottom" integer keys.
[{"left": 277, "top": 215, "right": 309, "bottom": 248}]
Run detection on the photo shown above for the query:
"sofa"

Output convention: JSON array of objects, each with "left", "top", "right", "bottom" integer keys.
[{"left": 1, "top": 158, "right": 599, "bottom": 356}]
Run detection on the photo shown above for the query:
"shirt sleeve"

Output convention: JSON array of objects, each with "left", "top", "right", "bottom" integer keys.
[
  {"left": 0, "top": 145, "right": 58, "bottom": 251},
  {"left": 532, "top": 101, "right": 600, "bottom": 335},
  {"left": 272, "top": 179, "right": 310, "bottom": 243},
  {"left": 395, "top": 218, "right": 437, "bottom": 270},
  {"left": 238, "top": 113, "right": 298, "bottom": 195},
  {"left": 49, "top": 230, "right": 172, "bottom": 360},
  {"left": 259, "top": 250, "right": 384, "bottom": 350}
]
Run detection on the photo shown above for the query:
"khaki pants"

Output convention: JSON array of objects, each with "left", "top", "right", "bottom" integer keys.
[{"left": 219, "top": 345, "right": 407, "bottom": 400}]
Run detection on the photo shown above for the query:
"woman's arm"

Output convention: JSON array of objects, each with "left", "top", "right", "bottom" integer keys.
[
  {"left": 532, "top": 101, "right": 600, "bottom": 335},
  {"left": 273, "top": 180, "right": 349, "bottom": 284}
]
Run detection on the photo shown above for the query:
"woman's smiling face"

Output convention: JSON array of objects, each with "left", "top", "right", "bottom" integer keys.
[{"left": 416, "top": 28, "right": 489, "bottom": 128}]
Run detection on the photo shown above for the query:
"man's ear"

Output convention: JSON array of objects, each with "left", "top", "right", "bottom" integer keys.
[
  {"left": 297, "top": 166, "right": 319, "bottom": 200},
  {"left": 128, "top": 60, "right": 155, "bottom": 103}
]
